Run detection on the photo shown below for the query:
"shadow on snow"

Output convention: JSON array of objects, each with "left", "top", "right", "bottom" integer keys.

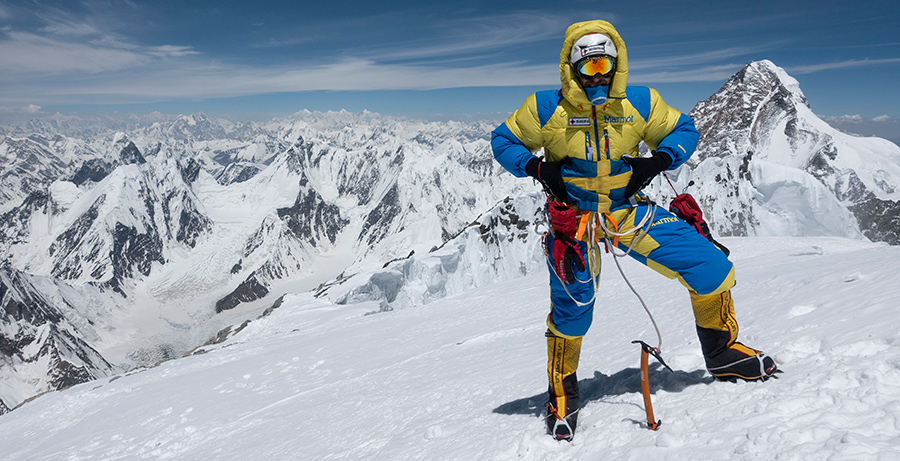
[{"left": 493, "top": 364, "right": 713, "bottom": 419}]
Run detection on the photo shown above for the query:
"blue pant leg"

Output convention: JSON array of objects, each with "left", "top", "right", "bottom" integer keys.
[
  {"left": 626, "top": 204, "right": 734, "bottom": 295},
  {"left": 547, "top": 234, "right": 597, "bottom": 337}
]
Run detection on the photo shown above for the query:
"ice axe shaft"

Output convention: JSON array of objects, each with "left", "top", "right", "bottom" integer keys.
[{"left": 632, "top": 340, "right": 671, "bottom": 431}]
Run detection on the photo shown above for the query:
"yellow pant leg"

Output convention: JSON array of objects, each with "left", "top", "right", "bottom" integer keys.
[
  {"left": 690, "top": 289, "right": 738, "bottom": 343},
  {"left": 546, "top": 328, "right": 582, "bottom": 419}
]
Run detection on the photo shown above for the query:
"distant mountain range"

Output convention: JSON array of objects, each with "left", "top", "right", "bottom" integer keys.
[
  {"left": 821, "top": 114, "right": 900, "bottom": 146},
  {"left": 2, "top": 60, "right": 899, "bottom": 413}
]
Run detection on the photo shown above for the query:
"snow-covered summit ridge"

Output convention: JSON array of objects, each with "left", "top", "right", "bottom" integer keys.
[{"left": 2, "top": 236, "right": 899, "bottom": 459}]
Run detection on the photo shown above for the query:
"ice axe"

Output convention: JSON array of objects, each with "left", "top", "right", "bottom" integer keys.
[{"left": 632, "top": 340, "right": 673, "bottom": 431}]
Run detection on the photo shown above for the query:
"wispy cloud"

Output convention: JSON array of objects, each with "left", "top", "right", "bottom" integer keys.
[
  {"left": 630, "top": 46, "right": 762, "bottom": 71},
  {"left": 630, "top": 64, "right": 747, "bottom": 84},
  {"left": 0, "top": 31, "right": 150, "bottom": 74},
  {"left": 7, "top": 57, "right": 558, "bottom": 104},
  {"left": 785, "top": 57, "right": 900, "bottom": 75},
  {"left": 366, "top": 12, "right": 574, "bottom": 62},
  {"left": 0, "top": 1, "right": 196, "bottom": 77},
  {"left": 0, "top": 9, "right": 575, "bottom": 105},
  {"left": 1, "top": 2, "right": 896, "bottom": 113},
  {"left": 627, "top": 48, "right": 756, "bottom": 83}
]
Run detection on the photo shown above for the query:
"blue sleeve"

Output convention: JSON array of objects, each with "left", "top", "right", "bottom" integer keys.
[
  {"left": 491, "top": 90, "right": 560, "bottom": 177},
  {"left": 491, "top": 122, "right": 533, "bottom": 178},
  {"left": 656, "top": 113, "right": 699, "bottom": 169}
]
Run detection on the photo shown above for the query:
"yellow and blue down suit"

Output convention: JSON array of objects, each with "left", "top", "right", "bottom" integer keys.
[
  {"left": 492, "top": 19, "right": 736, "bottom": 337},
  {"left": 492, "top": 21, "right": 774, "bottom": 434}
]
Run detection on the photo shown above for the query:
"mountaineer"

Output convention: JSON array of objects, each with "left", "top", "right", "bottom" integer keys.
[{"left": 491, "top": 19, "right": 779, "bottom": 441}]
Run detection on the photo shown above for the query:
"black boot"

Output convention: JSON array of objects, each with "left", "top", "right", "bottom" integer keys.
[
  {"left": 546, "top": 372, "right": 579, "bottom": 441},
  {"left": 698, "top": 326, "right": 779, "bottom": 381}
]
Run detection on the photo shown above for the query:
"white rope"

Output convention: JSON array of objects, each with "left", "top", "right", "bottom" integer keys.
[
  {"left": 541, "top": 201, "right": 665, "bottom": 350},
  {"left": 542, "top": 233, "right": 600, "bottom": 308},
  {"left": 599, "top": 203, "right": 664, "bottom": 350}
]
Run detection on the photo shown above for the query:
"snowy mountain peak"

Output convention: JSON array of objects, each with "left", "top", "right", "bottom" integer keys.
[
  {"left": 690, "top": 60, "right": 810, "bottom": 164},
  {"left": 744, "top": 60, "right": 806, "bottom": 105},
  {"left": 676, "top": 60, "right": 900, "bottom": 243},
  {"left": 107, "top": 133, "right": 146, "bottom": 165}
]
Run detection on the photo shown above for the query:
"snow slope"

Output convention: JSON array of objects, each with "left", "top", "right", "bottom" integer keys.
[{"left": 1, "top": 236, "right": 898, "bottom": 459}]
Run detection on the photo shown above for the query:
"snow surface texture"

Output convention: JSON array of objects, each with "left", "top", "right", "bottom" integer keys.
[{"left": 0, "top": 237, "right": 898, "bottom": 459}]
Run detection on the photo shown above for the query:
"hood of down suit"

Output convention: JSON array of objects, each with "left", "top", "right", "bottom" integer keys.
[{"left": 559, "top": 20, "right": 629, "bottom": 112}]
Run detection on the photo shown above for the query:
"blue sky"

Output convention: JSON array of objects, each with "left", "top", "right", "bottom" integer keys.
[{"left": 1, "top": 0, "right": 898, "bottom": 121}]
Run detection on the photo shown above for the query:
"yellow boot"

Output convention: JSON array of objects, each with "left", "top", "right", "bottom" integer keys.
[{"left": 691, "top": 290, "right": 778, "bottom": 381}]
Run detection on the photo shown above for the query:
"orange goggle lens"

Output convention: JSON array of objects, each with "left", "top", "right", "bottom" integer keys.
[{"left": 575, "top": 56, "right": 616, "bottom": 78}]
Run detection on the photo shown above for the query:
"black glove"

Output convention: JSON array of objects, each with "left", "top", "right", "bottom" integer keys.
[
  {"left": 622, "top": 150, "right": 672, "bottom": 197},
  {"left": 525, "top": 157, "right": 570, "bottom": 202}
]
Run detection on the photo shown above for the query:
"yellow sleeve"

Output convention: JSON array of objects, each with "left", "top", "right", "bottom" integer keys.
[
  {"left": 640, "top": 88, "right": 683, "bottom": 151},
  {"left": 503, "top": 93, "right": 545, "bottom": 153}
]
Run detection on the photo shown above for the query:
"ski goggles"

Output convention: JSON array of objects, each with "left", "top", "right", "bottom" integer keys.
[{"left": 574, "top": 56, "right": 616, "bottom": 79}]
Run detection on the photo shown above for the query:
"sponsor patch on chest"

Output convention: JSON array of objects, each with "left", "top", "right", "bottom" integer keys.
[{"left": 568, "top": 117, "right": 591, "bottom": 127}]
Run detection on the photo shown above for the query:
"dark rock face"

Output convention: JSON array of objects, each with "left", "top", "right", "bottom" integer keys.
[
  {"left": 180, "top": 158, "right": 202, "bottom": 184},
  {"left": 215, "top": 274, "right": 269, "bottom": 313},
  {"left": 0, "top": 134, "right": 77, "bottom": 210},
  {"left": 216, "top": 162, "right": 262, "bottom": 185},
  {"left": 118, "top": 141, "right": 146, "bottom": 165},
  {"left": 0, "top": 265, "right": 116, "bottom": 413},
  {"left": 478, "top": 196, "right": 533, "bottom": 245},
  {"left": 1, "top": 191, "right": 49, "bottom": 246},
  {"left": 362, "top": 184, "right": 401, "bottom": 246},
  {"left": 71, "top": 159, "right": 114, "bottom": 186},
  {"left": 107, "top": 223, "right": 165, "bottom": 295},
  {"left": 849, "top": 196, "right": 900, "bottom": 245},
  {"left": 277, "top": 188, "right": 348, "bottom": 247},
  {"left": 50, "top": 200, "right": 103, "bottom": 280},
  {"left": 177, "top": 204, "right": 209, "bottom": 248}
]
